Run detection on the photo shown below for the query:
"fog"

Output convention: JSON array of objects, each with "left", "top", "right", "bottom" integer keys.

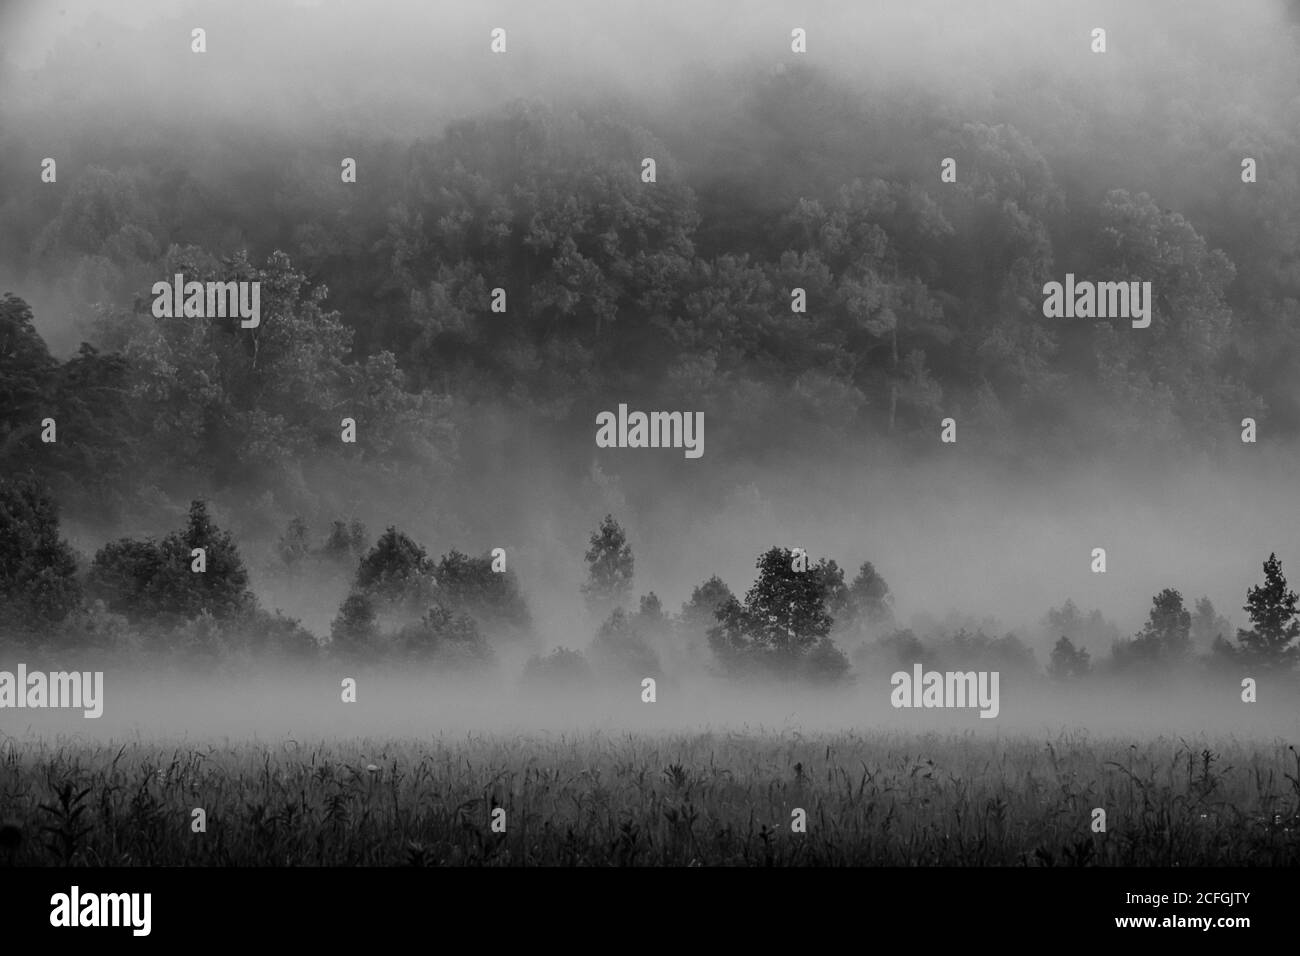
[
  {"left": 4, "top": 668, "right": 1298, "bottom": 745},
  {"left": 2, "top": 0, "right": 1299, "bottom": 743}
]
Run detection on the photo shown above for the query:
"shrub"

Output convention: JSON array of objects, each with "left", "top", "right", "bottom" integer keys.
[
  {"left": 521, "top": 646, "right": 593, "bottom": 691},
  {"left": 395, "top": 603, "right": 494, "bottom": 668}
]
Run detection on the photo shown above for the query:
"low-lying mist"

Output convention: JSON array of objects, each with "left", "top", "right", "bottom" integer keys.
[
  {"left": 3, "top": 666, "right": 1296, "bottom": 746},
  {"left": 231, "top": 444, "right": 1300, "bottom": 656}
]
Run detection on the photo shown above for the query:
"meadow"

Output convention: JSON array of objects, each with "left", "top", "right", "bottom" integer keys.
[{"left": 2, "top": 729, "right": 1297, "bottom": 866}]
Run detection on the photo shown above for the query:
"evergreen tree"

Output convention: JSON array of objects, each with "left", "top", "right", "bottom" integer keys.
[{"left": 1237, "top": 553, "right": 1300, "bottom": 669}]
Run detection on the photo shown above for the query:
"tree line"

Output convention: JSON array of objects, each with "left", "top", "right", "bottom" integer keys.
[{"left": 2, "top": 476, "right": 1294, "bottom": 683}]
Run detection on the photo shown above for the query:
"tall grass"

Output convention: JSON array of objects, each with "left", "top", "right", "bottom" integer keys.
[{"left": 0, "top": 731, "right": 1296, "bottom": 865}]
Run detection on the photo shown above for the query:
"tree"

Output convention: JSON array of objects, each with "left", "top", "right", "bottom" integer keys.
[
  {"left": 589, "top": 607, "right": 661, "bottom": 678},
  {"left": 354, "top": 526, "right": 435, "bottom": 608},
  {"left": 1190, "top": 596, "right": 1230, "bottom": 651},
  {"left": 322, "top": 519, "right": 368, "bottom": 563},
  {"left": 87, "top": 499, "right": 254, "bottom": 625},
  {"left": 0, "top": 295, "right": 57, "bottom": 468},
  {"left": 1236, "top": 553, "right": 1300, "bottom": 670},
  {"left": 840, "top": 561, "right": 895, "bottom": 634},
  {"left": 277, "top": 516, "right": 311, "bottom": 566},
  {"left": 0, "top": 474, "right": 82, "bottom": 632},
  {"left": 678, "top": 575, "right": 734, "bottom": 638},
  {"left": 1138, "top": 588, "right": 1192, "bottom": 659},
  {"left": 1047, "top": 635, "right": 1091, "bottom": 680},
  {"left": 432, "top": 549, "right": 531, "bottom": 640},
  {"left": 1041, "top": 599, "right": 1121, "bottom": 653},
  {"left": 330, "top": 591, "right": 378, "bottom": 656},
  {"left": 396, "top": 603, "right": 494, "bottom": 668},
  {"left": 581, "top": 515, "right": 633, "bottom": 617},
  {"left": 157, "top": 500, "right": 255, "bottom": 621},
  {"left": 87, "top": 538, "right": 165, "bottom": 620},
  {"left": 634, "top": 591, "right": 673, "bottom": 645},
  {"left": 707, "top": 546, "right": 846, "bottom": 677},
  {"left": 48, "top": 343, "right": 141, "bottom": 523}
]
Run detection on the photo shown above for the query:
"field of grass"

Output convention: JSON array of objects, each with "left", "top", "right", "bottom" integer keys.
[{"left": 2, "top": 730, "right": 1298, "bottom": 866}]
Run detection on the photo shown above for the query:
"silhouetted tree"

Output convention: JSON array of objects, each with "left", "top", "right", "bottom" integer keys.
[
  {"left": 707, "top": 546, "right": 847, "bottom": 678},
  {"left": 1236, "top": 553, "right": 1299, "bottom": 670},
  {"left": 581, "top": 514, "right": 633, "bottom": 617}
]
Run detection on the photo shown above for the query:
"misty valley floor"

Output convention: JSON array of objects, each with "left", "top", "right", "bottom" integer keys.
[{"left": 1, "top": 730, "right": 1297, "bottom": 866}]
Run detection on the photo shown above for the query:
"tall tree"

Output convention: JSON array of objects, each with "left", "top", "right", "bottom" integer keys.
[
  {"left": 0, "top": 294, "right": 57, "bottom": 466},
  {"left": 0, "top": 474, "right": 82, "bottom": 632},
  {"left": 581, "top": 514, "right": 633, "bottom": 617},
  {"left": 1237, "top": 553, "right": 1300, "bottom": 670},
  {"left": 1138, "top": 588, "right": 1193, "bottom": 660}
]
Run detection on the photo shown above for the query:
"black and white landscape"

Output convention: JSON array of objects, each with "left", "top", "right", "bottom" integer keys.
[{"left": 1, "top": 0, "right": 1299, "bottom": 884}]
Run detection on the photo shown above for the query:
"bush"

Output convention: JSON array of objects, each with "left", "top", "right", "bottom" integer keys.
[
  {"left": 801, "top": 636, "right": 852, "bottom": 683},
  {"left": 589, "top": 607, "right": 661, "bottom": 678},
  {"left": 522, "top": 646, "right": 593, "bottom": 692},
  {"left": 395, "top": 603, "right": 494, "bottom": 668},
  {"left": 243, "top": 610, "right": 320, "bottom": 661},
  {"left": 849, "top": 628, "right": 937, "bottom": 674}
]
